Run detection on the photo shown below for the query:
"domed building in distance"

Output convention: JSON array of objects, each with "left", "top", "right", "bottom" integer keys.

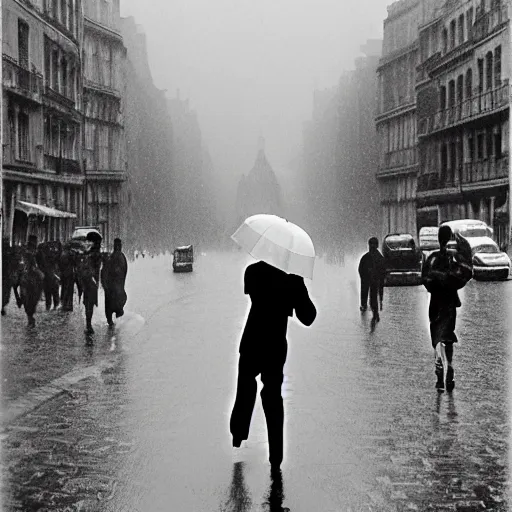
[{"left": 235, "top": 137, "right": 284, "bottom": 227}]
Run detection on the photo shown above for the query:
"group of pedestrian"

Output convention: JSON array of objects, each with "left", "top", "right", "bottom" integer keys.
[
  {"left": 358, "top": 227, "right": 472, "bottom": 393},
  {"left": 2, "top": 234, "right": 128, "bottom": 333}
]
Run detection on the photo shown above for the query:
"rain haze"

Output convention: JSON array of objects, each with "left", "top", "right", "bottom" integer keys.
[{"left": 120, "top": 0, "right": 390, "bottom": 232}]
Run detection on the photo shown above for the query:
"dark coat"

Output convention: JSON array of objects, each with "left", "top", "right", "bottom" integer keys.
[
  {"left": 101, "top": 249, "right": 128, "bottom": 317},
  {"left": 239, "top": 261, "right": 316, "bottom": 354}
]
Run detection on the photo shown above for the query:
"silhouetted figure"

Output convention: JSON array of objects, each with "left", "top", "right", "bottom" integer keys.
[
  {"left": 77, "top": 234, "right": 102, "bottom": 334},
  {"left": 2, "top": 238, "right": 23, "bottom": 315},
  {"left": 101, "top": 238, "right": 128, "bottom": 326},
  {"left": 230, "top": 261, "right": 316, "bottom": 469},
  {"left": 37, "top": 241, "right": 62, "bottom": 310},
  {"left": 422, "top": 225, "right": 472, "bottom": 392},
  {"left": 358, "top": 237, "right": 385, "bottom": 322},
  {"left": 59, "top": 242, "right": 78, "bottom": 311},
  {"left": 19, "top": 235, "right": 44, "bottom": 327}
]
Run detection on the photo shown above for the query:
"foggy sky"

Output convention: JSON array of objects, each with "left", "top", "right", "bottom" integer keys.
[{"left": 120, "top": 0, "right": 391, "bottom": 182}]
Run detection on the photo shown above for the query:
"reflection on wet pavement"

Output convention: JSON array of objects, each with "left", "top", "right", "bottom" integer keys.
[{"left": 1, "top": 251, "right": 510, "bottom": 511}]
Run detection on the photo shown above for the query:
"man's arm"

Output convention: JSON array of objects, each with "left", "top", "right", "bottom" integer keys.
[{"left": 290, "top": 275, "right": 317, "bottom": 326}]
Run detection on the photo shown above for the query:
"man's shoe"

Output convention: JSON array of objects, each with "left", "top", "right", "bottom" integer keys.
[
  {"left": 360, "top": 305, "right": 367, "bottom": 312},
  {"left": 446, "top": 366, "right": 455, "bottom": 392},
  {"left": 232, "top": 437, "right": 242, "bottom": 448},
  {"left": 435, "top": 368, "right": 444, "bottom": 391}
]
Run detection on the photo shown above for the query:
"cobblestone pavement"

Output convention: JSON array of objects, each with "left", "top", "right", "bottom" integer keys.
[{"left": 1, "top": 252, "right": 511, "bottom": 511}]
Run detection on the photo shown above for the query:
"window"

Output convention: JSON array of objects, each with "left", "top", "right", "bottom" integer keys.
[
  {"left": 440, "top": 85, "right": 447, "bottom": 109},
  {"left": 18, "top": 20, "right": 29, "bottom": 69},
  {"left": 44, "top": 37, "right": 51, "bottom": 86},
  {"left": 494, "top": 46, "right": 501, "bottom": 87},
  {"left": 53, "top": 0, "right": 59, "bottom": 21},
  {"left": 51, "top": 50, "right": 59, "bottom": 90},
  {"left": 468, "top": 135, "right": 475, "bottom": 161},
  {"left": 61, "top": 57, "right": 68, "bottom": 96},
  {"left": 465, "top": 69, "right": 472, "bottom": 98},
  {"left": 442, "top": 28, "right": 448, "bottom": 53},
  {"left": 458, "top": 14, "right": 465, "bottom": 44},
  {"left": 486, "top": 129, "right": 493, "bottom": 158},
  {"left": 494, "top": 127, "right": 502, "bottom": 158},
  {"left": 467, "top": 8, "right": 473, "bottom": 39},
  {"left": 477, "top": 133, "right": 484, "bottom": 159},
  {"left": 478, "top": 58, "right": 484, "bottom": 93},
  {"left": 17, "top": 110, "right": 30, "bottom": 161},
  {"left": 61, "top": 0, "right": 67, "bottom": 28},
  {"left": 448, "top": 80, "right": 455, "bottom": 106},
  {"left": 457, "top": 75, "right": 464, "bottom": 103},
  {"left": 450, "top": 20, "right": 456, "bottom": 48},
  {"left": 486, "top": 51, "right": 493, "bottom": 90},
  {"left": 441, "top": 144, "right": 448, "bottom": 182}
]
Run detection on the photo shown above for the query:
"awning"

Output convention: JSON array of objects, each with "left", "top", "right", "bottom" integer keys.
[{"left": 16, "top": 200, "right": 77, "bottom": 219}]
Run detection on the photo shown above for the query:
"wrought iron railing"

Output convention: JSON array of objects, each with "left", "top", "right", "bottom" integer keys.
[
  {"left": 418, "top": 81, "right": 509, "bottom": 136},
  {"left": 3, "top": 57, "right": 43, "bottom": 100},
  {"left": 44, "top": 154, "right": 81, "bottom": 173}
]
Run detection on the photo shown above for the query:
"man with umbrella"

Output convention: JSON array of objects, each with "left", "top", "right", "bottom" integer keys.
[
  {"left": 77, "top": 231, "right": 103, "bottom": 334},
  {"left": 230, "top": 214, "right": 317, "bottom": 469}
]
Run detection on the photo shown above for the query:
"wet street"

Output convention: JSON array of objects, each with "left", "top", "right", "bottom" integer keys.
[{"left": 1, "top": 251, "right": 511, "bottom": 511}]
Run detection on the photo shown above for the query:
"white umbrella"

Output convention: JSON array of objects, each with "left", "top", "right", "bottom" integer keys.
[{"left": 231, "top": 214, "right": 316, "bottom": 279}]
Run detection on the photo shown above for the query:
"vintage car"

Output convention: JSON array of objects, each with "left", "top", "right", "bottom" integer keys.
[
  {"left": 382, "top": 233, "right": 423, "bottom": 286},
  {"left": 71, "top": 226, "right": 102, "bottom": 242},
  {"left": 447, "top": 236, "right": 511, "bottom": 281},
  {"left": 439, "top": 219, "right": 493, "bottom": 239},
  {"left": 173, "top": 245, "right": 194, "bottom": 272},
  {"left": 419, "top": 226, "right": 439, "bottom": 262}
]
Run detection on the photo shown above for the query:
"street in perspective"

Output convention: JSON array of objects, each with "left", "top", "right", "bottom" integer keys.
[{"left": 2, "top": 0, "right": 512, "bottom": 510}]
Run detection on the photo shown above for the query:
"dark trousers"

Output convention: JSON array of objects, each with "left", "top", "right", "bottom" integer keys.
[
  {"left": 60, "top": 276, "right": 74, "bottom": 311},
  {"left": 360, "top": 279, "right": 379, "bottom": 313},
  {"left": 43, "top": 275, "right": 59, "bottom": 310},
  {"left": 230, "top": 346, "right": 287, "bottom": 465}
]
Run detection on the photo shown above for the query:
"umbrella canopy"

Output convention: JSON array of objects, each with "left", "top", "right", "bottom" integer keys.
[{"left": 231, "top": 214, "right": 316, "bottom": 279}]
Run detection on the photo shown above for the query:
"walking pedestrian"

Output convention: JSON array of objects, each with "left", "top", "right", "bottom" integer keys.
[
  {"left": 77, "top": 233, "right": 102, "bottom": 334},
  {"left": 101, "top": 238, "right": 128, "bottom": 326},
  {"left": 421, "top": 225, "right": 472, "bottom": 392},
  {"left": 230, "top": 260, "right": 317, "bottom": 469},
  {"left": 358, "top": 237, "right": 386, "bottom": 322},
  {"left": 19, "top": 235, "right": 44, "bottom": 327}
]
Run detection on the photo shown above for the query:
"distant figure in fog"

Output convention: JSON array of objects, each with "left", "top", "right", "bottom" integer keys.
[
  {"left": 358, "top": 237, "right": 386, "bottom": 322},
  {"left": 20, "top": 235, "right": 44, "bottom": 327},
  {"left": 77, "top": 233, "right": 103, "bottom": 334},
  {"left": 230, "top": 260, "right": 317, "bottom": 469},
  {"left": 36, "top": 240, "right": 62, "bottom": 311},
  {"left": 422, "top": 225, "right": 472, "bottom": 392},
  {"left": 101, "top": 238, "right": 128, "bottom": 326},
  {"left": 59, "top": 242, "right": 78, "bottom": 311}
]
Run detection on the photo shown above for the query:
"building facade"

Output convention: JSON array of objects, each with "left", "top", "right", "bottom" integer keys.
[
  {"left": 82, "top": 0, "right": 126, "bottom": 249},
  {"left": 376, "top": 0, "right": 426, "bottom": 240},
  {"left": 416, "top": 0, "right": 510, "bottom": 248},
  {"left": 2, "top": 0, "right": 126, "bottom": 248}
]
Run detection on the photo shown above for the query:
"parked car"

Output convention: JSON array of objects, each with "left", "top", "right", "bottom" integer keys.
[
  {"left": 439, "top": 219, "right": 493, "bottom": 239},
  {"left": 382, "top": 233, "right": 423, "bottom": 286},
  {"left": 447, "top": 236, "right": 510, "bottom": 281},
  {"left": 419, "top": 226, "right": 439, "bottom": 262},
  {"left": 173, "top": 245, "right": 193, "bottom": 273}
]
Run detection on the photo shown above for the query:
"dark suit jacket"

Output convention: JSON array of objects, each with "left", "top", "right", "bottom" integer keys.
[{"left": 239, "top": 261, "right": 316, "bottom": 354}]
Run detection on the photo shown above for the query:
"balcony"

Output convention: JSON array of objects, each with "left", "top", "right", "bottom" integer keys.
[
  {"left": 417, "top": 157, "right": 508, "bottom": 194},
  {"left": 3, "top": 57, "right": 43, "bottom": 103},
  {"left": 473, "top": 4, "right": 508, "bottom": 43},
  {"left": 43, "top": 84, "right": 76, "bottom": 110},
  {"left": 44, "top": 154, "right": 81, "bottom": 174},
  {"left": 382, "top": 147, "right": 417, "bottom": 169},
  {"left": 418, "top": 81, "right": 509, "bottom": 136}
]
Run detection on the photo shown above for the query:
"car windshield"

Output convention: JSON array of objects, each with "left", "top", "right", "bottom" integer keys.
[
  {"left": 472, "top": 244, "right": 499, "bottom": 255},
  {"left": 456, "top": 225, "right": 490, "bottom": 237}
]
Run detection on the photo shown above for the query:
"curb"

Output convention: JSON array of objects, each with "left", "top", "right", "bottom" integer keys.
[{"left": 0, "top": 355, "right": 120, "bottom": 430}]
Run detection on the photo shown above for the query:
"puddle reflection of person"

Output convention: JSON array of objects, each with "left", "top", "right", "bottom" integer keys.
[
  {"left": 221, "top": 462, "right": 252, "bottom": 512},
  {"left": 262, "top": 467, "right": 290, "bottom": 512}
]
